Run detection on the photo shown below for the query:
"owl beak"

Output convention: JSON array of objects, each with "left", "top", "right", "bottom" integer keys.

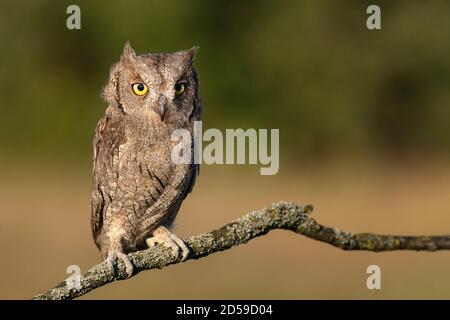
[{"left": 155, "top": 95, "right": 168, "bottom": 121}]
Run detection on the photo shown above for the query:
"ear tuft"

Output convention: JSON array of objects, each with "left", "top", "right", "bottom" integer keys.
[
  {"left": 121, "top": 41, "right": 137, "bottom": 63},
  {"left": 187, "top": 46, "right": 199, "bottom": 62}
]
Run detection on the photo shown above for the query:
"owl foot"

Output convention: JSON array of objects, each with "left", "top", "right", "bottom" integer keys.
[
  {"left": 106, "top": 249, "right": 134, "bottom": 278},
  {"left": 146, "top": 226, "right": 190, "bottom": 261}
]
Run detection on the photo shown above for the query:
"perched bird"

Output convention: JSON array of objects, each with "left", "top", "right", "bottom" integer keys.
[{"left": 90, "top": 42, "right": 201, "bottom": 277}]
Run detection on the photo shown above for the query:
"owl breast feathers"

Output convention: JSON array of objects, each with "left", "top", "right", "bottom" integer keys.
[{"left": 90, "top": 42, "right": 201, "bottom": 275}]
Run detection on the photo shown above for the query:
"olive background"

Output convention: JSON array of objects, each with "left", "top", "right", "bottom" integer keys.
[{"left": 0, "top": 0, "right": 449, "bottom": 299}]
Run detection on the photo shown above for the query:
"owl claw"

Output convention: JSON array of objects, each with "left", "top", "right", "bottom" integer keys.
[
  {"left": 106, "top": 257, "right": 115, "bottom": 274},
  {"left": 146, "top": 226, "right": 190, "bottom": 261},
  {"left": 106, "top": 250, "right": 134, "bottom": 278}
]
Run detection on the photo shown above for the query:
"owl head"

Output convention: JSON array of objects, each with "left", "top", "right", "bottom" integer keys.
[{"left": 103, "top": 41, "right": 200, "bottom": 128}]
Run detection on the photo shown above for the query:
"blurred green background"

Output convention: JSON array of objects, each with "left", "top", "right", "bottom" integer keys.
[
  {"left": 1, "top": 0, "right": 450, "bottom": 161},
  {"left": 0, "top": 1, "right": 450, "bottom": 299}
]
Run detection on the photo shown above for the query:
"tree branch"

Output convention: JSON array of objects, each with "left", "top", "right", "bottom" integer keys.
[{"left": 33, "top": 201, "right": 450, "bottom": 300}]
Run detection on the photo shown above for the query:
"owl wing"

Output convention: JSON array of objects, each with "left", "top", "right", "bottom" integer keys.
[
  {"left": 182, "top": 163, "right": 199, "bottom": 200},
  {"left": 138, "top": 155, "right": 198, "bottom": 215},
  {"left": 90, "top": 109, "right": 126, "bottom": 247},
  {"left": 136, "top": 152, "right": 199, "bottom": 236}
]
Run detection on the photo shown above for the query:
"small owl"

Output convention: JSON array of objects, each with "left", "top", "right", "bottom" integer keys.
[{"left": 90, "top": 42, "right": 200, "bottom": 277}]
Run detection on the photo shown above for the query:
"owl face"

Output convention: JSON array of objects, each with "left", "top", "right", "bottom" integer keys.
[{"left": 103, "top": 42, "right": 199, "bottom": 128}]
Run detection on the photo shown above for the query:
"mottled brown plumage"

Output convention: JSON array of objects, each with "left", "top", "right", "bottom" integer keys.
[{"left": 91, "top": 42, "right": 200, "bottom": 276}]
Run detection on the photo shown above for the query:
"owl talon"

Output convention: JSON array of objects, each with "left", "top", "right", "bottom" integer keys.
[
  {"left": 106, "top": 258, "right": 115, "bottom": 274},
  {"left": 106, "top": 250, "right": 134, "bottom": 278},
  {"left": 146, "top": 226, "right": 190, "bottom": 261}
]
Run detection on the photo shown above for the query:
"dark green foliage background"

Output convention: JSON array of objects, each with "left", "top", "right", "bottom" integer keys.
[{"left": 1, "top": 1, "right": 449, "bottom": 161}]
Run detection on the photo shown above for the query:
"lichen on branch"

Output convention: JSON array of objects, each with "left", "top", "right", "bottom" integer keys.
[{"left": 33, "top": 202, "right": 450, "bottom": 300}]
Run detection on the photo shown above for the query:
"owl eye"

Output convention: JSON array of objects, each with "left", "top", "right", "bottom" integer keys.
[
  {"left": 131, "top": 83, "right": 148, "bottom": 96},
  {"left": 174, "top": 82, "right": 186, "bottom": 96}
]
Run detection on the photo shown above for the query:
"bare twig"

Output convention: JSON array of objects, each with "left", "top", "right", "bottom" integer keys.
[{"left": 33, "top": 201, "right": 450, "bottom": 300}]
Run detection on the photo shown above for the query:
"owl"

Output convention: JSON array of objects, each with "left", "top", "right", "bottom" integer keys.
[{"left": 90, "top": 42, "right": 201, "bottom": 277}]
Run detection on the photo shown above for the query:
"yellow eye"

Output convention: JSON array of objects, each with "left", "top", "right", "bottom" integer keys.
[
  {"left": 131, "top": 83, "right": 148, "bottom": 96},
  {"left": 174, "top": 82, "right": 186, "bottom": 96}
]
